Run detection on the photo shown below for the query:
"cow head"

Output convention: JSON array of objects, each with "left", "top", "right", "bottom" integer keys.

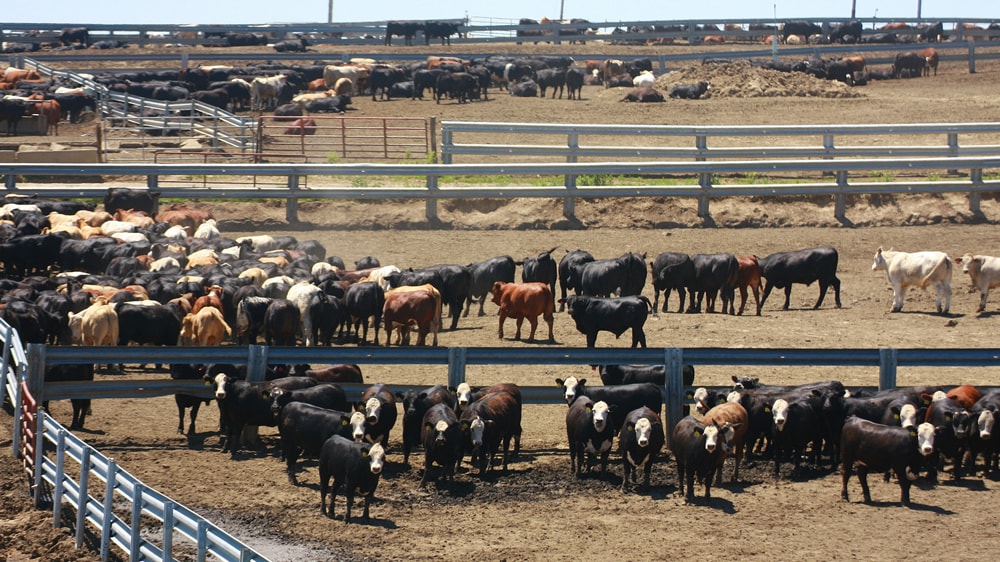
[
  {"left": 693, "top": 387, "right": 710, "bottom": 415},
  {"left": 455, "top": 382, "right": 473, "bottom": 409},
  {"left": 349, "top": 411, "right": 367, "bottom": 442},
  {"left": 490, "top": 282, "right": 507, "bottom": 305},
  {"left": 630, "top": 417, "right": 654, "bottom": 448},
  {"left": 957, "top": 253, "right": 980, "bottom": 275},
  {"left": 556, "top": 376, "right": 585, "bottom": 404},
  {"left": 590, "top": 400, "right": 610, "bottom": 433},
  {"left": 360, "top": 397, "right": 381, "bottom": 425},
  {"left": 871, "top": 247, "right": 888, "bottom": 271},
  {"left": 731, "top": 375, "right": 759, "bottom": 390},
  {"left": 726, "top": 390, "right": 742, "bottom": 404},
  {"left": 977, "top": 407, "right": 995, "bottom": 440},
  {"left": 701, "top": 423, "right": 720, "bottom": 453},
  {"left": 431, "top": 419, "right": 451, "bottom": 446},
  {"left": 208, "top": 373, "right": 231, "bottom": 400},
  {"left": 268, "top": 387, "right": 287, "bottom": 414},
  {"left": 462, "top": 415, "right": 486, "bottom": 450},
  {"left": 366, "top": 442, "right": 385, "bottom": 475},
  {"left": 771, "top": 399, "right": 789, "bottom": 432},
  {"left": 916, "top": 422, "right": 935, "bottom": 456}
]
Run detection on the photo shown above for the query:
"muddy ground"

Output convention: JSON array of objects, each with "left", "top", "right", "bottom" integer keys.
[{"left": 3, "top": 40, "right": 1000, "bottom": 562}]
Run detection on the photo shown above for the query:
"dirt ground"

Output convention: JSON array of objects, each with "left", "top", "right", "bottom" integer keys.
[{"left": 3, "top": 41, "right": 1000, "bottom": 562}]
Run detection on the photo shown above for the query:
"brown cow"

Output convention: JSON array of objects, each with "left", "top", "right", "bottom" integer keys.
[
  {"left": 155, "top": 204, "right": 215, "bottom": 230},
  {"left": 490, "top": 281, "right": 554, "bottom": 342},
  {"left": 382, "top": 284, "right": 441, "bottom": 346},
  {"left": 283, "top": 117, "right": 316, "bottom": 136},
  {"left": 600, "top": 59, "right": 625, "bottom": 88},
  {"left": 180, "top": 306, "right": 231, "bottom": 346},
  {"left": 35, "top": 99, "right": 60, "bottom": 135},
  {"left": 736, "top": 255, "right": 762, "bottom": 316},
  {"left": 919, "top": 47, "right": 939, "bottom": 76},
  {"left": 113, "top": 208, "right": 155, "bottom": 229},
  {"left": 306, "top": 364, "right": 364, "bottom": 383},
  {"left": 307, "top": 78, "right": 327, "bottom": 91},
  {"left": 191, "top": 285, "right": 224, "bottom": 315},
  {"left": 700, "top": 401, "right": 749, "bottom": 483},
  {"left": 946, "top": 384, "right": 981, "bottom": 409}
]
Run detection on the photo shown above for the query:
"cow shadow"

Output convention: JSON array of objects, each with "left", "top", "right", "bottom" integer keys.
[
  {"left": 863, "top": 499, "right": 954, "bottom": 514},
  {"left": 939, "top": 478, "right": 988, "bottom": 491},
  {"left": 685, "top": 495, "right": 737, "bottom": 512}
]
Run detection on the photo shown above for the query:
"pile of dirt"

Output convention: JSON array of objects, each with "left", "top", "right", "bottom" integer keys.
[{"left": 653, "top": 61, "right": 862, "bottom": 98}]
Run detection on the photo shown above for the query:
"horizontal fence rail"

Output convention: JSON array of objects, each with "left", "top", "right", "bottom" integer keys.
[{"left": 1, "top": 155, "right": 999, "bottom": 222}]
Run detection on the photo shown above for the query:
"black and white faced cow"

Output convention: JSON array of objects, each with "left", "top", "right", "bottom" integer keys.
[
  {"left": 619, "top": 406, "right": 665, "bottom": 492},
  {"left": 356, "top": 383, "right": 397, "bottom": 446},
  {"left": 672, "top": 415, "right": 733, "bottom": 503},
  {"left": 319, "top": 435, "right": 385, "bottom": 524},
  {"left": 840, "top": 416, "right": 935, "bottom": 506},
  {"left": 419, "top": 403, "right": 463, "bottom": 487},
  {"left": 556, "top": 376, "right": 662, "bottom": 434},
  {"left": 566, "top": 397, "right": 616, "bottom": 475}
]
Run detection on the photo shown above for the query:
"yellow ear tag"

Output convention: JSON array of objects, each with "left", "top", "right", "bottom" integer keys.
[
  {"left": 764, "top": 407, "right": 771, "bottom": 413},
  {"left": 586, "top": 405, "right": 593, "bottom": 412},
  {"left": 893, "top": 414, "right": 900, "bottom": 420},
  {"left": 945, "top": 414, "right": 952, "bottom": 422},
  {"left": 341, "top": 419, "right": 348, "bottom": 426},
  {"left": 204, "top": 380, "right": 212, "bottom": 386},
  {"left": 362, "top": 450, "right": 368, "bottom": 458},
  {"left": 685, "top": 392, "right": 694, "bottom": 399},
  {"left": 908, "top": 429, "right": 917, "bottom": 437},
  {"left": 694, "top": 429, "right": 702, "bottom": 437},
  {"left": 627, "top": 424, "right": 634, "bottom": 431}
]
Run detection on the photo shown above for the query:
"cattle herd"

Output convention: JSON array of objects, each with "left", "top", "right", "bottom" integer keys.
[{"left": 0, "top": 189, "right": 997, "bottom": 520}]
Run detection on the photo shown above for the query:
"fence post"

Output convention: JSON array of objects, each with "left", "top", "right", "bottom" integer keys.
[
  {"left": 970, "top": 168, "right": 983, "bottom": 214},
  {"left": 130, "top": 484, "right": 144, "bottom": 561},
  {"left": 285, "top": 174, "right": 299, "bottom": 223},
  {"left": 101, "top": 460, "right": 117, "bottom": 561},
  {"left": 564, "top": 132, "right": 578, "bottom": 219},
  {"left": 33, "top": 408, "right": 45, "bottom": 508},
  {"left": 968, "top": 39, "right": 976, "bottom": 74},
  {"left": 664, "top": 347, "right": 684, "bottom": 447},
  {"left": 697, "top": 172, "right": 712, "bottom": 218},
  {"left": 247, "top": 345, "right": 268, "bottom": 382},
  {"left": 162, "top": 502, "right": 174, "bottom": 561},
  {"left": 447, "top": 347, "right": 467, "bottom": 389},
  {"left": 947, "top": 132, "right": 959, "bottom": 175},
  {"left": 26, "top": 343, "right": 45, "bottom": 407},
  {"left": 76, "top": 448, "right": 90, "bottom": 549},
  {"left": 53, "top": 429, "right": 66, "bottom": 527},
  {"left": 428, "top": 116, "right": 438, "bottom": 163},
  {"left": 834, "top": 170, "right": 848, "bottom": 220},
  {"left": 426, "top": 174, "right": 439, "bottom": 222},
  {"left": 878, "top": 347, "right": 898, "bottom": 391}
]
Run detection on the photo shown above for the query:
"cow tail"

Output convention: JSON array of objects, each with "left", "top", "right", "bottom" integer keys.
[
  {"left": 639, "top": 296, "right": 653, "bottom": 313},
  {"left": 922, "top": 255, "right": 952, "bottom": 288}
]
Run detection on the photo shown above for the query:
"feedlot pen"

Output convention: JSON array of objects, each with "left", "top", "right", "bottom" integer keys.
[{"left": 255, "top": 115, "right": 432, "bottom": 164}]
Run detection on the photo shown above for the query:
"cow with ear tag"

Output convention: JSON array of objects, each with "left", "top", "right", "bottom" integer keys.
[
  {"left": 319, "top": 435, "right": 385, "bottom": 524},
  {"left": 671, "top": 416, "right": 734, "bottom": 503},
  {"left": 420, "top": 403, "right": 462, "bottom": 487},
  {"left": 840, "top": 416, "right": 935, "bottom": 506},
  {"left": 566, "top": 397, "right": 616, "bottom": 475},
  {"left": 618, "top": 407, "right": 664, "bottom": 492},
  {"left": 355, "top": 383, "right": 397, "bottom": 446}
]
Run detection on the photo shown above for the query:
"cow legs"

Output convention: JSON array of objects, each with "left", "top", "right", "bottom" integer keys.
[
  {"left": 759, "top": 282, "right": 775, "bottom": 310},
  {"left": 544, "top": 312, "right": 554, "bottom": 342},
  {"left": 782, "top": 286, "right": 793, "bottom": 310},
  {"left": 631, "top": 327, "right": 647, "bottom": 348},
  {"left": 737, "top": 286, "right": 749, "bottom": 315},
  {"left": 497, "top": 313, "right": 507, "bottom": 340},
  {"left": 856, "top": 466, "right": 873, "bottom": 503},
  {"left": 515, "top": 317, "right": 525, "bottom": 340},
  {"left": 937, "top": 282, "right": 951, "bottom": 314},
  {"left": 841, "top": 461, "right": 853, "bottom": 501},
  {"left": 978, "top": 290, "right": 989, "bottom": 313},
  {"left": 891, "top": 284, "right": 906, "bottom": 312}
]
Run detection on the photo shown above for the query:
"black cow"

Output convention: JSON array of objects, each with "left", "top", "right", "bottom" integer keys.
[
  {"left": 385, "top": 21, "right": 423, "bottom": 46},
  {"left": 519, "top": 247, "right": 558, "bottom": 299},
  {"left": 621, "top": 87, "right": 663, "bottom": 102},
  {"left": 170, "top": 363, "right": 209, "bottom": 434},
  {"left": 44, "top": 363, "right": 94, "bottom": 429},
  {"left": 116, "top": 302, "right": 181, "bottom": 348},
  {"left": 650, "top": 251, "right": 697, "bottom": 313},
  {"left": 925, "top": 396, "right": 972, "bottom": 480},
  {"left": 268, "top": 384, "right": 349, "bottom": 418},
  {"left": 672, "top": 416, "right": 733, "bottom": 502},
  {"left": 566, "top": 67, "right": 585, "bottom": 100},
  {"left": 273, "top": 102, "right": 303, "bottom": 121},
  {"left": 91, "top": 39, "right": 128, "bottom": 50},
  {"left": 757, "top": 246, "right": 842, "bottom": 310},
  {"left": 319, "top": 435, "right": 385, "bottom": 523},
  {"left": 558, "top": 249, "right": 595, "bottom": 310},
  {"left": 536, "top": 68, "right": 567, "bottom": 99},
  {"left": 0, "top": 234, "right": 63, "bottom": 278},
  {"left": 419, "top": 403, "right": 463, "bottom": 487},
  {"left": 668, "top": 81, "right": 711, "bottom": 99},
  {"left": 190, "top": 88, "right": 230, "bottom": 111},
  {"left": 370, "top": 67, "right": 406, "bottom": 101},
  {"left": 60, "top": 27, "right": 90, "bottom": 46},
  {"left": 273, "top": 38, "right": 308, "bottom": 53},
  {"left": 304, "top": 95, "right": 351, "bottom": 113},
  {"left": 207, "top": 373, "right": 279, "bottom": 457},
  {"left": 690, "top": 253, "right": 739, "bottom": 314},
  {"left": 356, "top": 383, "right": 397, "bottom": 446},
  {"left": 458, "top": 391, "right": 522, "bottom": 473},
  {"left": 465, "top": 256, "right": 516, "bottom": 316},
  {"left": 840, "top": 416, "right": 935, "bottom": 506},
  {"left": 830, "top": 20, "right": 863, "bottom": 43},
  {"left": 344, "top": 282, "right": 384, "bottom": 344},
  {"left": 556, "top": 376, "right": 662, "bottom": 433},
  {"left": 52, "top": 93, "right": 96, "bottom": 123},
  {"left": 598, "top": 364, "right": 695, "bottom": 387},
  {"left": 892, "top": 52, "right": 927, "bottom": 79},
  {"left": 0, "top": 98, "right": 27, "bottom": 136},
  {"left": 619, "top": 406, "right": 665, "bottom": 491},
  {"left": 782, "top": 20, "right": 823, "bottom": 42},
  {"left": 223, "top": 32, "right": 269, "bottom": 46},
  {"left": 103, "top": 188, "right": 159, "bottom": 216},
  {"left": 235, "top": 296, "right": 271, "bottom": 345},
  {"left": 770, "top": 395, "right": 823, "bottom": 477},
  {"left": 398, "top": 384, "right": 456, "bottom": 465},
  {"left": 435, "top": 72, "right": 477, "bottom": 104},
  {"left": 388, "top": 81, "right": 414, "bottom": 99},
  {"left": 277, "top": 402, "right": 355, "bottom": 484},
  {"left": 412, "top": 69, "right": 444, "bottom": 99},
  {"left": 562, "top": 294, "right": 651, "bottom": 348},
  {"left": 263, "top": 298, "right": 300, "bottom": 347},
  {"left": 566, "top": 396, "right": 616, "bottom": 475},
  {"left": 509, "top": 78, "right": 539, "bottom": 97},
  {"left": 425, "top": 21, "right": 461, "bottom": 46},
  {"left": 416, "top": 264, "right": 470, "bottom": 330},
  {"left": 579, "top": 252, "right": 646, "bottom": 298}
]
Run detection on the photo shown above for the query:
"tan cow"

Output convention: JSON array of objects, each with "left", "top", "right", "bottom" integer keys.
[
  {"left": 382, "top": 284, "right": 442, "bottom": 346},
  {"left": 68, "top": 298, "right": 119, "bottom": 347},
  {"left": 180, "top": 307, "right": 232, "bottom": 346},
  {"left": 956, "top": 253, "right": 1000, "bottom": 312}
]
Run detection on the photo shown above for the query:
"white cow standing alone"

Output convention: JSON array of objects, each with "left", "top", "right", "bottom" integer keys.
[
  {"left": 871, "top": 247, "right": 952, "bottom": 314},
  {"left": 956, "top": 253, "right": 1000, "bottom": 313}
]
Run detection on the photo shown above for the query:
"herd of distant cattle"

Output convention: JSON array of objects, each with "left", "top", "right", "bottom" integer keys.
[{"left": 1, "top": 190, "right": 998, "bottom": 518}]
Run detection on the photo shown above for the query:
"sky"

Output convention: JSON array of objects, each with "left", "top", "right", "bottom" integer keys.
[{"left": 3, "top": 1, "right": 997, "bottom": 27}]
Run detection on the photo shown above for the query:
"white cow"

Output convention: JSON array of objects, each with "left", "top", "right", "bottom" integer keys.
[
  {"left": 286, "top": 281, "right": 322, "bottom": 346},
  {"left": 956, "top": 253, "right": 1000, "bottom": 313},
  {"left": 632, "top": 70, "right": 655, "bottom": 88},
  {"left": 871, "top": 247, "right": 952, "bottom": 314},
  {"left": 250, "top": 74, "right": 287, "bottom": 112}
]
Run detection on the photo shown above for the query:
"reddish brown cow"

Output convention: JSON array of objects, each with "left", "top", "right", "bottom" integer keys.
[
  {"left": 947, "top": 384, "right": 982, "bottom": 409},
  {"left": 919, "top": 47, "right": 939, "bottom": 76},
  {"left": 30, "top": 99, "right": 61, "bottom": 135},
  {"left": 841, "top": 55, "right": 866, "bottom": 73},
  {"left": 736, "top": 255, "right": 762, "bottom": 316},
  {"left": 283, "top": 117, "right": 316, "bottom": 136},
  {"left": 307, "top": 78, "right": 327, "bottom": 91},
  {"left": 191, "top": 285, "right": 225, "bottom": 315},
  {"left": 382, "top": 284, "right": 441, "bottom": 346},
  {"left": 306, "top": 364, "right": 364, "bottom": 383},
  {"left": 490, "top": 281, "right": 555, "bottom": 342},
  {"left": 114, "top": 208, "right": 155, "bottom": 229},
  {"left": 156, "top": 204, "right": 215, "bottom": 230},
  {"left": 701, "top": 401, "right": 749, "bottom": 483}
]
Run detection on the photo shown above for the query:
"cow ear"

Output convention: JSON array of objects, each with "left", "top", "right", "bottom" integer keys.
[
  {"left": 626, "top": 423, "right": 635, "bottom": 432},
  {"left": 579, "top": 378, "right": 587, "bottom": 386},
  {"left": 204, "top": 379, "right": 212, "bottom": 387},
  {"left": 424, "top": 422, "right": 433, "bottom": 430},
  {"left": 731, "top": 375, "right": 739, "bottom": 383},
  {"left": 555, "top": 378, "right": 565, "bottom": 388},
  {"left": 908, "top": 428, "right": 917, "bottom": 437},
  {"left": 717, "top": 396, "right": 726, "bottom": 404},
  {"left": 355, "top": 401, "right": 365, "bottom": 412},
  {"left": 694, "top": 429, "right": 702, "bottom": 438},
  {"left": 945, "top": 414, "right": 953, "bottom": 422},
  {"left": 261, "top": 391, "right": 270, "bottom": 399},
  {"left": 395, "top": 392, "right": 405, "bottom": 400},
  {"left": 461, "top": 420, "right": 469, "bottom": 430},
  {"left": 341, "top": 418, "right": 349, "bottom": 426},
  {"left": 764, "top": 406, "right": 771, "bottom": 413},
  {"left": 685, "top": 390, "right": 694, "bottom": 399},
  {"left": 362, "top": 449, "right": 369, "bottom": 458},
  {"left": 586, "top": 404, "right": 593, "bottom": 412}
]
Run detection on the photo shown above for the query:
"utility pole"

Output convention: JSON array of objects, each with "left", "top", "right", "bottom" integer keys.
[
  {"left": 560, "top": 0, "right": 565, "bottom": 21},
  {"left": 328, "top": 0, "right": 333, "bottom": 23}
]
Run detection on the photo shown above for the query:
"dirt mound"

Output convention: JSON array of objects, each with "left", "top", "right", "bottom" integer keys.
[{"left": 653, "top": 61, "right": 862, "bottom": 98}]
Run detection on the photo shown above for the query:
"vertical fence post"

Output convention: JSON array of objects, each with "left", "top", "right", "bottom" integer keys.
[
  {"left": 162, "top": 502, "right": 174, "bottom": 561},
  {"left": 130, "top": 484, "right": 144, "bottom": 561},
  {"left": 285, "top": 174, "right": 299, "bottom": 223},
  {"left": 564, "top": 133, "right": 578, "bottom": 219},
  {"left": 247, "top": 345, "right": 268, "bottom": 382},
  {"left": 428, "top": 116, "right": 438, "bottom": 163},
  {"left": 664, "top": 347, "right": 684, "bottom": 447},
  {"left": 447, "top": 347, "right": 467, "bottom": 389},
  {"left": 834, "top": 170, "right": 848, "bottom": 221},
  {"left": 970, "top": 168, "right": 983, "bottom": 214},
  {"left": 101, "top": 460, "right": 117, "bottom": 562},
  {"left": 76, "top": 447, "right": 90, "bottom": 549},
  {"left": 426, "top": 174, "right": 439, "bottom": 223},
  {"left": 33, "top": 407, "right": 45, "bottom": 508},
  {"left": 878, "top": 347, "right": 898, "bottom": 391},
  {"left": 197, "top": 520, "right": 209, "bottom": 562},
  {"left": 968, "top": 39, "right": 976, "bottom": 74},
  {"left": 54, "top": 429, "right": 66, "bottom": 527},
  {"left": 697, "top": 172, "right": 712, "bottom": 218}
]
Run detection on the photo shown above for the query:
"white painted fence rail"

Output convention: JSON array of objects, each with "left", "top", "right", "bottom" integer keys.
[{"left": 2, "top": 156, "right": 999, "bottom": 222}]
